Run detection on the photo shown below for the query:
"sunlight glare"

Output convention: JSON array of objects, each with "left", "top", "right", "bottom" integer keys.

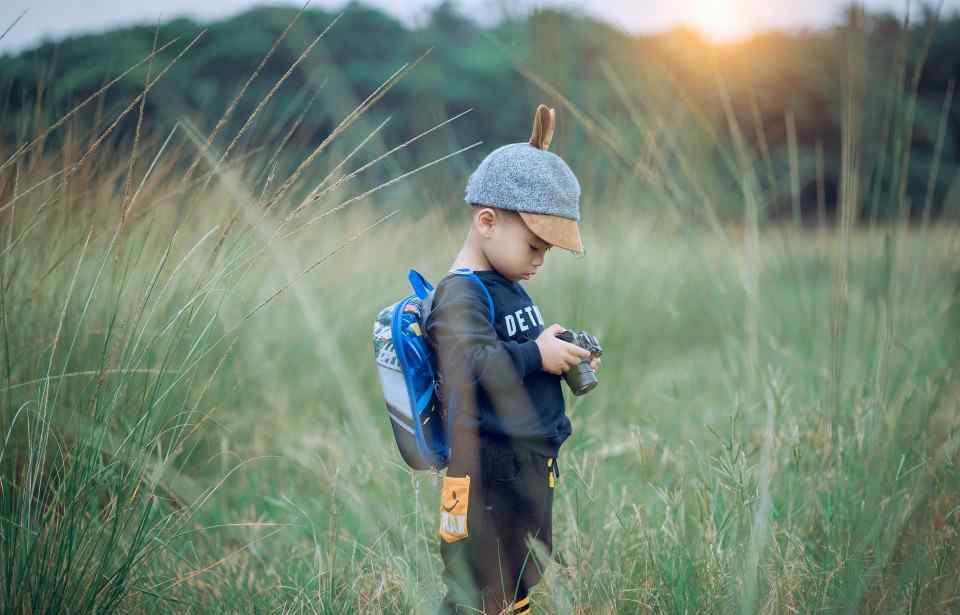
[{"left": 686, "top": 0, "right": 755, "bottom": 43}]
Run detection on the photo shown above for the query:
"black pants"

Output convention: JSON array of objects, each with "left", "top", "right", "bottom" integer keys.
[{"left": 437, "top": 432, "right": 559, "bottom": 615}]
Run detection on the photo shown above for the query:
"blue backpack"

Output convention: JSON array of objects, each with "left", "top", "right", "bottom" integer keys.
[{"left": 372, "top": 267, "right": 494, "bottom": 470}]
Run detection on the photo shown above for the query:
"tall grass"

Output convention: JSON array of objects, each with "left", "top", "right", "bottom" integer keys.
[
  {"left": 2, "top": 6, "right": 960, "bottom": 614},
  {"left": 0, "top": 10, "right": 476, "bottom": 612}
]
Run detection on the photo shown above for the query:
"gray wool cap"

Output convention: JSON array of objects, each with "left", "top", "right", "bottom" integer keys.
[{"left": 464, "top": 142, "right": 581, "bottom": 221}]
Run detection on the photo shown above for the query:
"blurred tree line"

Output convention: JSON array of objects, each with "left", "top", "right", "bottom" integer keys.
[{"left": 1, "top": 0, "right": 958, "bottom": 222}]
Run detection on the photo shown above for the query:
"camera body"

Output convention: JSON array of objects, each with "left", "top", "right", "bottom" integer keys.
[{"left": 554, "top": 329, "right": 603, "bottom": 396}]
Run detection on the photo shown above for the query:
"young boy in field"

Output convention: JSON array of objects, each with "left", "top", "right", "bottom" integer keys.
[{"left": 425, "top": 105, "right": 600, "bottom": 615}]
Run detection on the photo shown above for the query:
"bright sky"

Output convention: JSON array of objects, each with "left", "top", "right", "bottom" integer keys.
[{"left": 2, "top": 0, "right": 958, "bottom": 53}]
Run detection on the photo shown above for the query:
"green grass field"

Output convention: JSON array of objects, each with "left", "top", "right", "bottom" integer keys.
[
  {"left": 2, "top": 28, "right": 960, "bottom": 613},
  {"left": 3, "top": 160, "right": 959, "bottom": 612}
]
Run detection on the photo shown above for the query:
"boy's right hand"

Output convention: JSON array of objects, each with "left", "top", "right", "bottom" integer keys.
[{"left": 535, "top": 324, "right": 592, "bottom": 375}]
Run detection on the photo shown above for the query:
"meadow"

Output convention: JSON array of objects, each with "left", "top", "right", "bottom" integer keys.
[{"left": 2, "top": 13, "right": 960, "bottom": 614}]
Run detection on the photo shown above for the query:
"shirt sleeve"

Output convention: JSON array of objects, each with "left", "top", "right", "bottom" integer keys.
[{"left": 425, "top": 277, "right": 543, "bottom": 393}]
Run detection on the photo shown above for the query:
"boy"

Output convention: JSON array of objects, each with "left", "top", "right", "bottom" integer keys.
[{"left": 425, "top": 105, "right": 600, "bottom": 615}]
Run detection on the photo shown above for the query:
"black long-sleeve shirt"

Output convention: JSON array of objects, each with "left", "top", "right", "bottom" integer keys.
[{"left": 424, "top": 269, "right": 570, "bottom": 456}]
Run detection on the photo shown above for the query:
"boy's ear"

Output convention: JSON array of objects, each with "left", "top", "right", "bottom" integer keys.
[{"left": 472, "top": 206, "right": 498, "bottom": 236}]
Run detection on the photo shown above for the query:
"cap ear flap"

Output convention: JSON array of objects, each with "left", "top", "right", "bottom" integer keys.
[{"left": 529, "top": 104, "right": 556, "bottom": 150}]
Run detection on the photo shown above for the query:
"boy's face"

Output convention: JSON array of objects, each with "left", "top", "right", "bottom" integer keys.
[{"left": 475, "top": 207, "right": 552, "bottom": 282}]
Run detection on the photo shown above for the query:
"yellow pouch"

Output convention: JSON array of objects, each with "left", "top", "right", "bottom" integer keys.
[{"left": 438, "top": 474, "right": 470, "bottom": 543}]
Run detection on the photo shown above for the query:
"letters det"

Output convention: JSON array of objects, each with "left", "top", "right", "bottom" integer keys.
[{"left": 504, "top": 304, "right": 544, "bottom": 337}]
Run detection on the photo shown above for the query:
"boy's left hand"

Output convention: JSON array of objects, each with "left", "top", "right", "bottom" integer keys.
[{"left": 589, "top": 357, "right": 601, "bottom": 373}]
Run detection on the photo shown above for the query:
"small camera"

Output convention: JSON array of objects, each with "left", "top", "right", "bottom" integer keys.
[{"left": 554, "top": 329, "right": 603, "bottom": 396}]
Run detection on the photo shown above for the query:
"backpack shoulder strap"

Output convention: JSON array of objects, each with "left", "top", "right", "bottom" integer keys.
[
  {"left": 418, "top": 267, "right": 495, "bottom": 327},
  {"left": 448, "top": 267, "right": 494, "bottom": 323},
  {"left": 408, "top": 269, "right": 434, "bottom": 300}
]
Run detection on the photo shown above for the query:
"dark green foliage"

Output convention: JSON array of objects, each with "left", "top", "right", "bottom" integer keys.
[{"left": 2, "top": 3, "right": 959, "bottom": 220}]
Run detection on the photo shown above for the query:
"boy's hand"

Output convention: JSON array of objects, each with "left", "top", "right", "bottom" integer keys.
[{"left": 535, "top": 324, "right": 592, "bottom": 375}]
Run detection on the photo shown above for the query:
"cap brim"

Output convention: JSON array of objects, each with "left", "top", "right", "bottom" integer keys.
[{"left": 518, "top": 211, "right": 584, "bottom": 254}]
